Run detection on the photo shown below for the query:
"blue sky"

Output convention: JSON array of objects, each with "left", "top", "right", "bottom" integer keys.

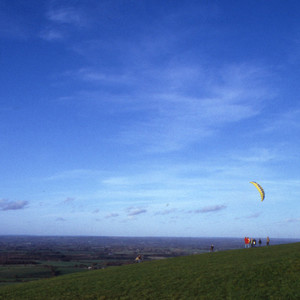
[{"left": 1, "top": 0, "right": 300, "bottom": 238}]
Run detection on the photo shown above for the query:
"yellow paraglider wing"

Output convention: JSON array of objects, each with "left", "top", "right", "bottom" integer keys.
[{"left": 250, "top": 181, "right": 265, "bottom": 201}]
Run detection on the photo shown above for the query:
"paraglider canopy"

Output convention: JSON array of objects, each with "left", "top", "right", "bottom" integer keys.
[{"left": 250, "top": 181, "right": 265, "bottom": 201}]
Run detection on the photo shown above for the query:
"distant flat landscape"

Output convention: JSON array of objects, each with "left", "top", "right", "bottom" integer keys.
[
  {"left": 1, "top": 235, "right": 299, "bottom": 286},
  {"left": 1, "top": 241, "right": 299, "bottom": 299}
]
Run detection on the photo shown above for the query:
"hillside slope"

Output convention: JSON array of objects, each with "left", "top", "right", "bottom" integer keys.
[{"left": 0, "top": 243, "right": 299, "bottom": 299}]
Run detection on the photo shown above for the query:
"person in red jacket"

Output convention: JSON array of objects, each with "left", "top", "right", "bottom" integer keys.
[{"left": 244, "top": 237, "right": 250, "bottom": 248}]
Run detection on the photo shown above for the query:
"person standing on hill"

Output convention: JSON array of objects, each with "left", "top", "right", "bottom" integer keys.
[
  {"left": 258, "top": 238, "right": 262, "bottom": 246},
  {"left": 266, "top": 236, "right": 270, "bottom": 246},
  {"left": 244, "top": 237, "right": 250, "bottom": 248}
]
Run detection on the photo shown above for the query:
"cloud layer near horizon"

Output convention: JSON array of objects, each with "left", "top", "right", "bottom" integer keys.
[{"left": 0, "top": 199, "right": 28, "bottom": 211}]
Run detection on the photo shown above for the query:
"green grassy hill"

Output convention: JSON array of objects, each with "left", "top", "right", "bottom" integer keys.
[{"left": 0, "top": 243, "right": 299, "bottom": 300}]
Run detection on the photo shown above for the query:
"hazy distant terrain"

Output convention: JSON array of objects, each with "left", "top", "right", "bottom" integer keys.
[
  {"left": 0, "top": 242, "right": 299, "bottom": 299},
  {"left": 1, "top": 236, "right": 299, "bottom": 286}
]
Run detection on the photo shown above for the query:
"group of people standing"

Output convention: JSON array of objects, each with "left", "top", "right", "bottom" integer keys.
[{"left": 244, "top": 236, "right": 270, "bottom": 248}]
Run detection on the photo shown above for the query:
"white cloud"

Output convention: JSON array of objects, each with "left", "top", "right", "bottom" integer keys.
[
  {"left": 55, "top": 14, "right": 275, "bottom": 153},
  {"left": 154, "top": 208, "right": 177, "bottom": 215},
  {"left": 64, "top": 197, "right": 75, "bottom": 204},
  {"left": 45, "top": 169, "right": 102, "bottom": 181},
  {"left": 102, "top": 177, "right": 131, "bottom": 186},
  {"left": 64, "top": 68, "right": 135, "bottom": 85},
  {"left": 127, "top": 208, "right": 147, "bottom": 217},
  {"left": 41, "top": 5, "right": 88, "bottom": 42},
  {"left": 0, "top": 199, "right": 28, "bottom": 211},
  {"left": 262, "top": 109, "right": 300, "bottom": 133},
  {"left": 190, "top": 205, "right": 227, "bottom": 214},
  {"left": 40, "top": 28, "right": 64, "bottom": 41},
  {"left": 110, "top": 63, "right": 274, "bottom": 153},
  {"left": 285, "top": 218, "right": 300, "bottom": 223},
  {"left": 245, "top": 212, "right": 261, "bottom": 219},
  {"left": 47, "top": 7, "right": 85, "bottom": 26},
  {"left": 105, "top": 213, "right": 119, "bottom": 219},
  {"left": 233, "top": 148, "right": 284, "bottom": 163}
]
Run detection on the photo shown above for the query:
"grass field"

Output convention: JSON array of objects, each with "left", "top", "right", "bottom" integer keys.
[
  {"left": 0, "top": 243, "right": 299, "bottom": 299},
  {"left": 0, "top": 262, "right": 93, "bottom": 286}
]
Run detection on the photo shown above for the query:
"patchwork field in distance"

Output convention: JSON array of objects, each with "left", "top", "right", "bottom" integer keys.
[
  {"left": 2, "top": 235, "right": 257, "bottom": 286},
  {"left": 0, "top": 242, "right": 299, "bottom": 299}
]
